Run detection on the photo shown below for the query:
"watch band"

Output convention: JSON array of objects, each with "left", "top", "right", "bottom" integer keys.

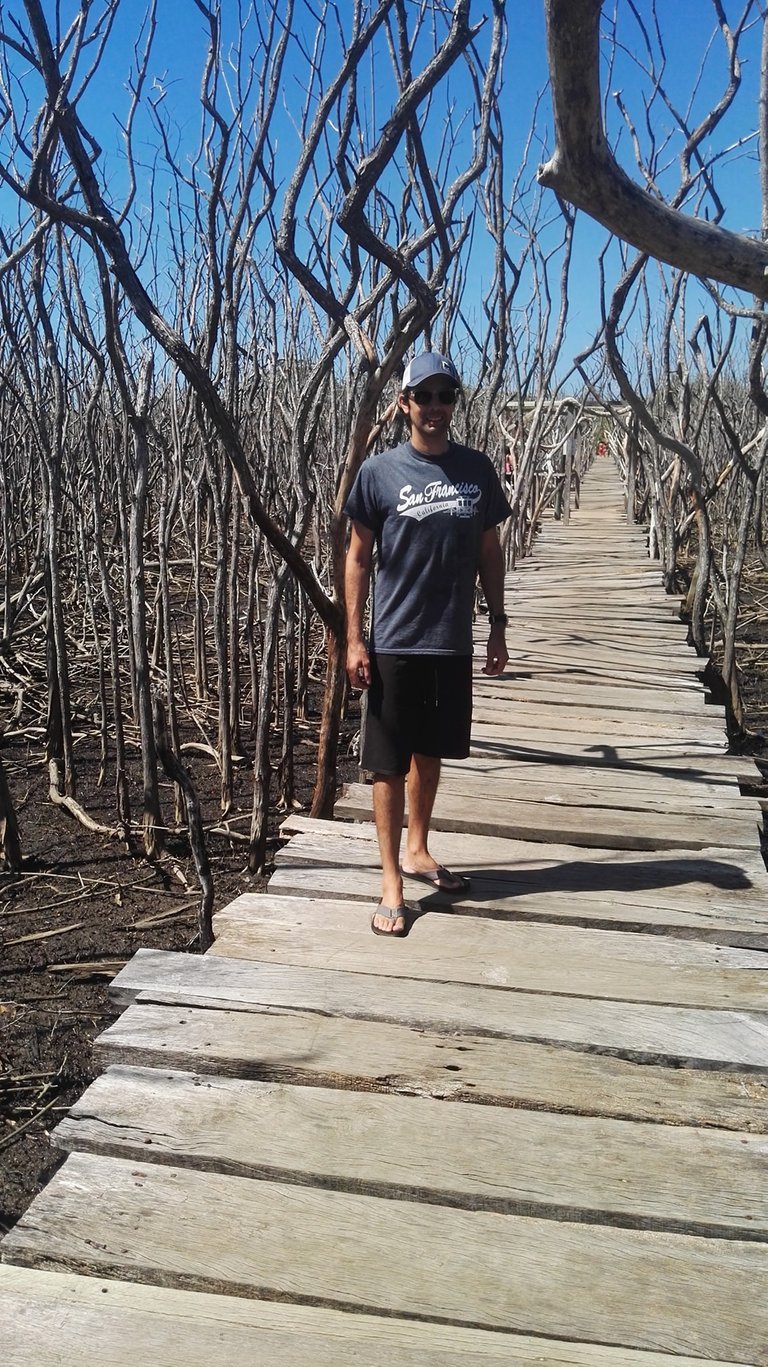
[{"left": 489, "top": 612, "right": 508, "bottom": 626}]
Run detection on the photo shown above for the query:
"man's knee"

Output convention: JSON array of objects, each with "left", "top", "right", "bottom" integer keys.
[{"left": 410, "top": 752, "right": 441, "bottom": 773}]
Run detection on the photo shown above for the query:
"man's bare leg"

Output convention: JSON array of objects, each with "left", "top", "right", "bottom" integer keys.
[
  {"left": 371, "top": 772, "right": 406, "bottom": 933},
  {"left": 404, "top": 752, "right": 441, "bottom": 873}
]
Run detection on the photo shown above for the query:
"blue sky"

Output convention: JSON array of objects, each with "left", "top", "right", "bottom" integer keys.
[{"left": 0, "top": 1, "right": 763, "bottom": 378}]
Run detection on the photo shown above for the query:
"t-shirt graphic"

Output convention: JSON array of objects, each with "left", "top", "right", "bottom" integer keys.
[
  {"left": 345, "top": 441, "right": 512, "bottom": 655},
  {"left": 397, "top": 480, "right": 482, "bottom": 521}
]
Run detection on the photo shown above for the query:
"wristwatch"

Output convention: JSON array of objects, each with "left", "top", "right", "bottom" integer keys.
[{"left": 489, "top": 612, "right": 508, "bottom": 626}]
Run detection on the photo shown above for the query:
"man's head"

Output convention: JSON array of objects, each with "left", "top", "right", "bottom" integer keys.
[
  {"left": 401, "top": 351, "right": 461, "bottom": 394},
  {"left": 398, "top": 352, "right": 461, "bottom": 451}
]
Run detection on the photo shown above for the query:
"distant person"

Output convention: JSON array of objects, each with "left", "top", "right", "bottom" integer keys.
[{"left": 344, "top": 352, "right": 512, "bottom": 936}]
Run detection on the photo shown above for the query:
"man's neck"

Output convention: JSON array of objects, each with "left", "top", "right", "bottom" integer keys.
[{"left": 409, "top": 432, "right": 451, "bottom": 458}]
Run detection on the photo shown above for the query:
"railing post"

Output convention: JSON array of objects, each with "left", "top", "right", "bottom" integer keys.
[
  {"left": 626, "top": 415, "right": 638, "bottom": 524},
  {"left": 562, "top": 434, "right": 576, "bottom": 524}
]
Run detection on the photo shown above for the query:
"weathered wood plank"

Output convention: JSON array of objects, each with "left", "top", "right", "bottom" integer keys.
[
  {"left": 110, "top": 950, "right": 768, "bottom": 1068},
  {"left": 272, "top": 823, "right": 768, "bottom": 932},
  {"left": 0, "top": 1267, "right": 740, "bottom": 1367},
  {"left": 210, "top": 894, "right": 768, "bottom": 1012},
  {"left": 477, "top": 677, "right": 719, "bottom": 715},
  {"left": 506, "top": 619, "right": 689, "bottom": 637},
  {"left": 468, "top": 729, "right": 731, "bottom": 765},
  {"left": 426, "top": 773, "right": 760, "bottom": 822},
  {"left": 335, "top": 781, "right": 760, "bottom": 850},
  {"left": 3, "top": 1152, "right": 766, "bottom": 1361},
  {"left": 489, "top": 643, "right": 705, "bottom": 674},
  {"left": 470, "top": 697, "right": 728, "bottom": 742},
  {"left": 52, "top": 1065, "right": 768, "bottom": 1239},
  {"left": 441, "top": 757, "right": 752, "bottom": 806},
  {"left": 266, "top": 858, "right": 765, "bottom": 945},
  {"left": 483, "top": 669, "right": 706, "bottom": 696},
  {"left": 93, "top": 1001, "right": 768, "bottom": 1130},
  {"left": 495, "top": 640, "right": 704, "bottom": 670},
  {"left": 471, "top": 699, "right": 727, "bottom": 740},
  {"left": 268, "top": 861, "right": 768, "bottom": 947},
  {"left": 277, "top": 817, "right": 768, "bottom": 895}
]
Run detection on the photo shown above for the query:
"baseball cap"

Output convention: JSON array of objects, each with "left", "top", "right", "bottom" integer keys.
[{"left": 402, "top": 351, "right": 462, "bottom": 390}]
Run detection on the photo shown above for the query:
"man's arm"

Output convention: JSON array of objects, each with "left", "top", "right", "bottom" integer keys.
[
  {"left": 478, "top": 527, "right": 508, "bottom": 677},
  {"left": 345, "top": 520, "right": 375, "bottom": 689}
]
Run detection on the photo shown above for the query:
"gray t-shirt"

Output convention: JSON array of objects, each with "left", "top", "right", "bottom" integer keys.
[{"left": 345, "top": 440, "right": 512, "bottom": 654}]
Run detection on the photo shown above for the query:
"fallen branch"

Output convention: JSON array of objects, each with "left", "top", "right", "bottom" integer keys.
[
  {"left": 6, "top": 921, "right": 84, "bottom": 947},
  {"left": 48, "top": 761, "right": 120, "bottom": 837},
  {"left": 0, "top": 1093, "right": 61, "bottom": 1153},
  {"left": 46, "top": 959, "right": 128, "bottom": 977}
]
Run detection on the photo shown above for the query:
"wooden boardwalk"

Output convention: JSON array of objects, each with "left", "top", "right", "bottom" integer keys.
[{"left": 3, "top": 459, "right": 768, "bottom": 1364}]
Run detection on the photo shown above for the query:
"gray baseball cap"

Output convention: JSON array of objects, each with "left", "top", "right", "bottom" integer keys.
[{"left": 402, "top": 351, "right": 462, "bottom": 390}]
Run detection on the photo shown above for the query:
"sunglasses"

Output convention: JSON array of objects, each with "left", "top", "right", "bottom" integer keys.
[{"left": 408, "top": 387, "right": 459, "bottom": 406}]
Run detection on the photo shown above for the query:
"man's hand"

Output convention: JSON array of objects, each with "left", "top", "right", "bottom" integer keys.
[
  {"left": 346, "top": 640, "right": 371, "bottom": 690},
  {"left": 345, "top": 521, "right": 374, "bottom": 690},
  {"left": 483, "top": 624, "right": 508, "bottom": 676}
]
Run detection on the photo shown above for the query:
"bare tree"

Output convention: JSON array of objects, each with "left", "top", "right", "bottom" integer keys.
[
  {"left": 539, "top": 0, "right": 768, "bottom": 296},
  {"left": 0, "top": 1, "right": 524, "bottom": 886}
]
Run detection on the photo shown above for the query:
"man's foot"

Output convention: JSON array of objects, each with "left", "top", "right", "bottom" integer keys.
[
  {"left": 371, "top": 903, "right": 408, "bottom": 936},
  {"left": 401, "top": 863, "right": 470, "bottom": 893}
]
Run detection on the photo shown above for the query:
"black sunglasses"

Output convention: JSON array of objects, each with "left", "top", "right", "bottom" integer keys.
[{"left": 408, "top": 387, "right": 459, "bottom": 406}]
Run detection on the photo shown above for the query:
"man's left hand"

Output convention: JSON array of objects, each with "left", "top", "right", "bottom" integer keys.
[{"left": 483, "top": 625, "right": 508, "bottom": 676}]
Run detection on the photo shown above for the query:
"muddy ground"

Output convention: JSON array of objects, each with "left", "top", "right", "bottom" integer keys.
[
  {"left": 0, "top": 692, "right": 361, "bottom": 1236},
  {"left": 2, "top": 584, "right": 768, "bottom": 1237}
]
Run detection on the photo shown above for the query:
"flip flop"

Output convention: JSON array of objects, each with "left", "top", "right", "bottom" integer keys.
[
  {"left": 371, "top": 903, "right": 408, "bottom": 937},
  {"left": 401, "top": 864, "right": 470, "bottom": 893}
]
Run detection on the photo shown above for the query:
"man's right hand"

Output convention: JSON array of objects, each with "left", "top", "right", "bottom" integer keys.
[{"left": 346, "top": 641, "right": 371, "bottom": 690}]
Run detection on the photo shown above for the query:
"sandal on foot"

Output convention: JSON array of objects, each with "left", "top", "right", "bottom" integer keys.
[
  {"left": 401, "top": 864, "right": 470, "bottom": 893},
  {"left": 371, "top": 903, "right": 408, "bottom": 937}
]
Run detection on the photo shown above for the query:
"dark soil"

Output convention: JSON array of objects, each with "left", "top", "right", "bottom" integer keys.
[{"left": 0, "top": 693, "right": 361, "bottom": 1236}]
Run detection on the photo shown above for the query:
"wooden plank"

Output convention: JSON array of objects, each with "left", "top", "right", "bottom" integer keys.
[
  {"left": 503, "top": 599, "right": 684, "bottom": 614},
  {"left": 480, "top": 619, "right": 699, "bottom": 644},
  {"left": 109, "top": 950, "right": 768, "bottom": 1069},
  {"left": 440, "top": 757, "right": 752, "bottom": 805},
  {"left": 493, "top": 678, "right": 708, "bottom": 705},
  {"left": 335, "top": 781, "right": 760, "bottom": 851},
  {"left": 508, "top": 577, "right": 674, "bottom": 595},
  {"left": 487, "top": 669, "right": 705, "bottom": 696},
  {"left": 470, "top": 699, "right": 727, "bottom": 742},
  {"left": 469, "top": 728, "right": 728, "bottom": 763},
  {"left": 268, "top": 861, "right": 768, "bottom": 948},
  {"left": 53, "top": 1065, "right": 768, "bottom": 1240},
  {"left": 429, "top": 769, "right": 760, "bottom": 818},
  {"left": 485, "top": 669, "right": 706, "bottom": 695},
  {"left": 470, "top": 699, "right": 727, "bottom": 743},
  {"left": 93, "top": 1001, "right": 768, "bottom": 1131},
  {"left": 272, "top": 819, "right": 768, "bottom": 940},
  {"left": 469, "top": 711, "right": 723, "bottom": 743},
  {"left": 505, "top": 609, "right": 687, "bottom": 625},
  {"left": 277, "top": 816, "right": 768, "bottom": 893},
  {"left": 479, "top": 678, "right": 719, "bottom": 715},
  {"left": 3, "top": 1151, "right": 766, "bottom": 1361},
  {"left": 506, "top": 592, "right": 680, "bottom": 608},
  {"left": 464, "top": 721, "right": 748, "bottom": 765},
  {"left": 507, "top": 609, "right": 686, "bottom": 625},
  {"left": 492, "top": 643, "right": 700, "bottom": 667},
  {"left": 499, "top": 638, "right": 703, "bottom": 668},
  {"left": 0, "top": 1266, "right": 744, "bottom": 1367},
  {"left": 210, "top": 896, "right": 768, "bottom": 1011}
]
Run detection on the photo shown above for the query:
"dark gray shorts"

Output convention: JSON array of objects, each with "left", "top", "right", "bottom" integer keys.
[{"left": 361, "top": 653, "right": 473, "bottom": 776}]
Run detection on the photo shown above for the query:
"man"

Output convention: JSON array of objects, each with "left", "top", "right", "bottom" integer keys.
[{"left": 344, "top": 352, "right": 512, "bottom": 936}]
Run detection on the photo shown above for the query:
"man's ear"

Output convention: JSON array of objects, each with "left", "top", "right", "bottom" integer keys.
[{"left": 397, "top": 391, "right": 410, "bottom": 416}]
